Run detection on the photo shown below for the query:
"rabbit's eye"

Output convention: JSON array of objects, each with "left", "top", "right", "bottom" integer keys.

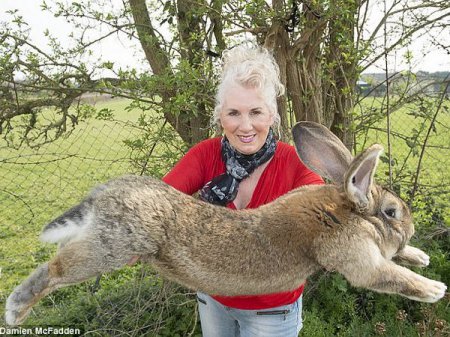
[{"left": 384, "top": 208, "right": 396, "bottom": 218}]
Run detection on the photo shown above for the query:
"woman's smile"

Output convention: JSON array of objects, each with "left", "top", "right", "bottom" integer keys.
[{"left": 238, "top": 134, "right": 256, "bottom": 143}]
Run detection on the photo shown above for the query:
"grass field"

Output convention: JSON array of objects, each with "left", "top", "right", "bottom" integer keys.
[
  {"left": 355, "top": 98, "right": 450, "bottom": 222},
  {"left": 0, "top": 97, "right": 448, "bottom": 335},
  {"left": 355, "top": 98, "right": 450, "bottom": 186},
  {"left": 0, "top": 99, "right": 141, "bottom": 295}
]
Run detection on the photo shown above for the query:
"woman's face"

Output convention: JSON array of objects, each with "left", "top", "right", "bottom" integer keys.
[{"left": 220, "top": 84, "right": 275, "bottom": 155}]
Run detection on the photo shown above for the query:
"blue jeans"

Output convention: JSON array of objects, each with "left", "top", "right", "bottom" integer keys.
[{"left": 197, "top": 292, "right": 303, "bottom": 337}]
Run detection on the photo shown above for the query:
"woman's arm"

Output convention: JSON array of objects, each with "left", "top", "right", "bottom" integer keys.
[{"left": 162, "top": 138, "right": 221, "bottom": 195}]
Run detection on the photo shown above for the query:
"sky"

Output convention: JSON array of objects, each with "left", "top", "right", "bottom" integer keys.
[
  {"left": 1, "top": 0, "right": 145, "bottom": 78},
  {"left": 361, "top": 1, "right": 450, "bottom": 73},
  {"left": 1, "top": 0, "right": 449, "bottom": 75}
]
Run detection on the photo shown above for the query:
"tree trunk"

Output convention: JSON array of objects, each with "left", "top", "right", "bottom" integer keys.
[
  {"left": 325, "top": 0, "right": 360, "bottom": 151},
  {"left": 176, "top": 0, "right": 211, "bottom": 145},
  {"left": 128, "top": 0, "right": 190, "bottom": 142},
  {"left": 293, "top": 4, "right": 326, "bottom": 125},
  {"left": 129, "top": 0, "right": 211, "bottom": 146},
  {"left": 264, "top": 4, "right": 289, "bottom": 137},
  {"left": 265, "top": 0, "right": 326, "bottom": 137}
]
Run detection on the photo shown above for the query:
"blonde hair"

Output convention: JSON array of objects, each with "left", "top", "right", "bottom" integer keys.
[{"left": 212, "top": 45, "right": 285, "bottom": 134}]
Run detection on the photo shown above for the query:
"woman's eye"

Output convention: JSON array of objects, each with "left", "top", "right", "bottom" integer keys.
[
  {"left": 384, "top": 208, "right": 396, "bottom": 218},
  {"left": 227, "top": 110, "right": 239, "bottom": 116},
  {"left": 250, "top": 109, "right": 262, "bottom": 115}
]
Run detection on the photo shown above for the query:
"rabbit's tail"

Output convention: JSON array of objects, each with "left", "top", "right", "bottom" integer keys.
[{"left": 40, "top": 200, "right": 94, "bottom": 244}]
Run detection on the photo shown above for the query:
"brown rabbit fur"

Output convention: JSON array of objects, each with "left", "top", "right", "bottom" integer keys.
[{"left": 5, "top": 122, "right": 447, "bottom": 326}]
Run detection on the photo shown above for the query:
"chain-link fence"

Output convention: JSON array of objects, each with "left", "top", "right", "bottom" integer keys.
[
  {"left": 1, "top": 117, "right": 135, "bottom": 226},
  {"left": 0, "top": 100, "right": 139, "bottom": 294},
  {"left": 355, "top": 95, "right": 450, "bottom": 213},
  {"left": 1, "top": 98, "right": 449, "bottom": 228}
]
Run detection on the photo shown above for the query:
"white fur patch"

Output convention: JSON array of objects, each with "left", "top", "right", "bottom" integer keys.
[
  {"left": 40, "top": 211, "right": 92, "bottom": 244},
  {"left": 5, "top": 293, "right": 20, "bottom": 326},
  {"left": 5, "top": 309, "right": 17, "bottom": 326}
]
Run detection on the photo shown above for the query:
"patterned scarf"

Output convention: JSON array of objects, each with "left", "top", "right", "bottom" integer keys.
[{"left": 199, "top": 129, "right": 277, "bottom": 206}]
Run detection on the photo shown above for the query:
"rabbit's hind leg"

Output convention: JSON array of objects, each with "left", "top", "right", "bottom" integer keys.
[
  {"left": 5, "top": 239, "right": 133, "bottom": 326},
  {"left": 5, "top": 262, "right": 54, "bottom": 326}
]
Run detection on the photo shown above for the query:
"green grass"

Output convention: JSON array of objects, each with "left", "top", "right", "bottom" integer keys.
[
  {"left": 0, "top": 98, "right": 186, "bottom": 334},
  {"left": 355, "top": 97, "right": 450, "bottom": 221},
  {"left": 355, "top": 98, "right": 450, "bottom": 186},
  {"left": 0, "top": 98, "right": 140, "bottom": 296}
]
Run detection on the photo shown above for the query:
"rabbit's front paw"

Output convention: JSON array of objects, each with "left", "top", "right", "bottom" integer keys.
[
  {"left": 397, "top": 246, "right": 430, "bottom": 267},
  {"left": 421, "top": 279, "right": 447, "bottom": 303},
  {"left": 413, "top": 249, "right": 430, "bottom": 267}
]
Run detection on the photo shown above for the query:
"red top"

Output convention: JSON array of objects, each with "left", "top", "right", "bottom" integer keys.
[{"left": 163, "top": 137, "right": 324, "bottom": 309}]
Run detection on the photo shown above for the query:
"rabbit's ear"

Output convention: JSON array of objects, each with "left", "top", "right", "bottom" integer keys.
[
  {"left": 292, "top": 122, "right": 353, "bottom": 183},
  {"left": 344, "top": 144, "right": 383, "bottom": 210}
]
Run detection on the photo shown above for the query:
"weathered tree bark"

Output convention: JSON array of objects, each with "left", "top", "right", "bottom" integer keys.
[
  {"left": 265, "top": 0, "right": 358, "bottom": 148},
  {"left": 129, "top": 0, "right": 211, "bottom": 146},
  {"left": 129, "top": 0, "right": 171, "bottom": 76},
  {"left": 210, "top": 0, "right": 226, "bottom": 51},
  {"left": 264, "top": 0, "right": 289, "bottom": 136},
  {"left": 176, "top": 0, "right": 212, "bottom": 144},
  {"left": 294, "top": 4, "right": 326, "bottom": 125},
  {"left": 325, "top": 0, "right": 360, "bottom": 150},
  {"left": 265, "top": 1, "right": 327, "bottom": 135}
]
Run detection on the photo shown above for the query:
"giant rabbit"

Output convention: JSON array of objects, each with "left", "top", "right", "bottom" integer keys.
[{"left": 5, "top": 122, "right": 447, "bottom": 326}]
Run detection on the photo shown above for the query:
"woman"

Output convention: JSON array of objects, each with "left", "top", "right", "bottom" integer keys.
[{"left": 163, "top": 45, "right": 323, "bottom": 337}]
